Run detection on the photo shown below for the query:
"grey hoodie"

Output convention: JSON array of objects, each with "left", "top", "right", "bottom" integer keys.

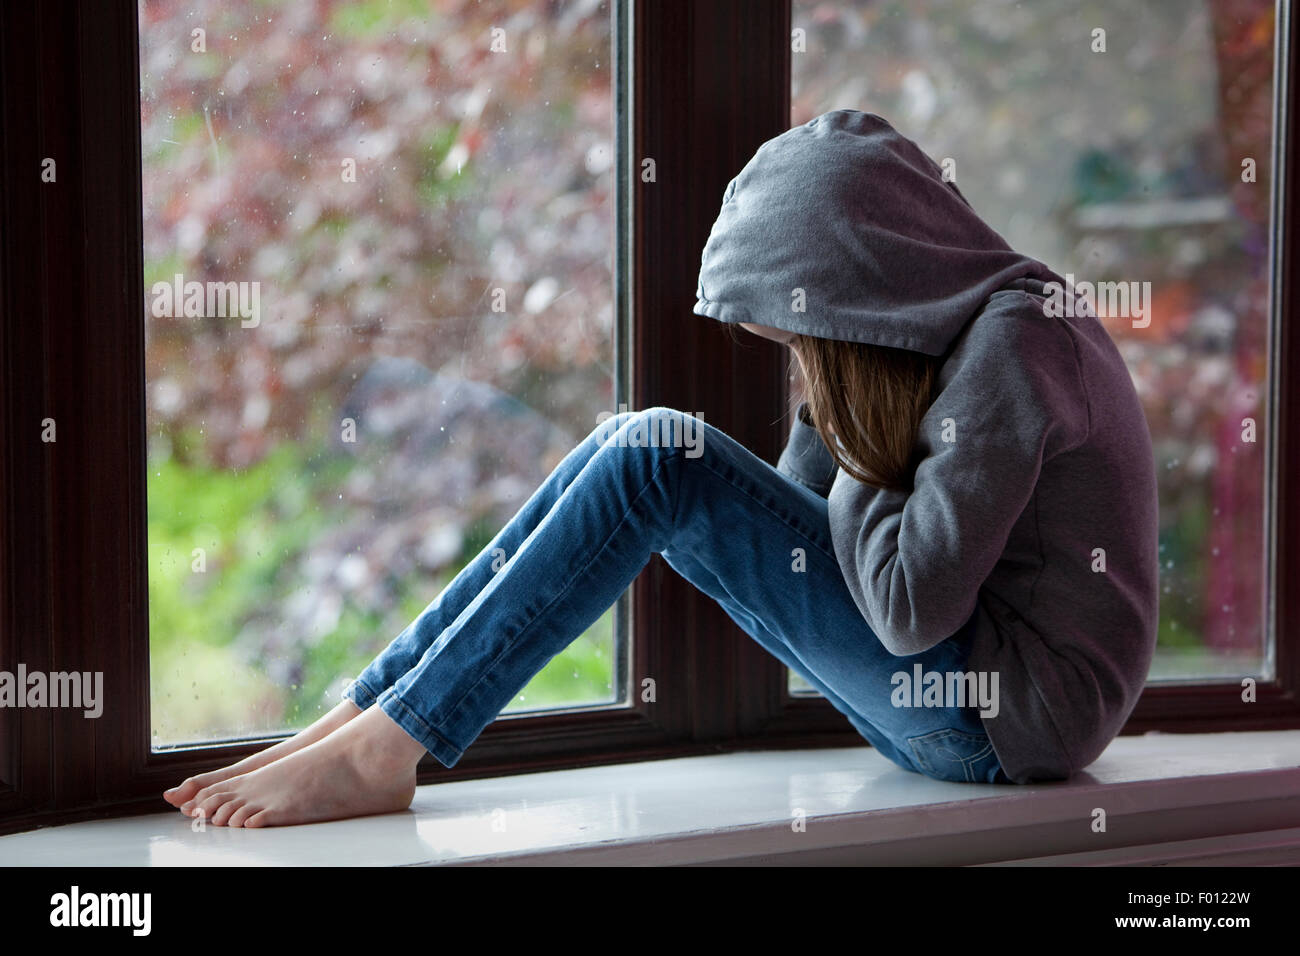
[{"left": 692, "top": 110, "right": 1159, "bottom": 783}]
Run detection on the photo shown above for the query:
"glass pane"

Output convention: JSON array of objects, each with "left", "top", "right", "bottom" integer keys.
[
  {"left": 140, "top": 0, "right": 620, "bottom": 746},
  {"left": 790, "top": 0, "right": 1274, "bottom": 691}
]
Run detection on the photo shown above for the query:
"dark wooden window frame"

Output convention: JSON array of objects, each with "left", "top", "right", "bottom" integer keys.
[{"left": 1, "top": 0, "right": 1297, "bottom": 836}]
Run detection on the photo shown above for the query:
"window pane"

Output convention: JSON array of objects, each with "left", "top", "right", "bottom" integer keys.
[
  {"left": 790, "top": 0, "right": 1274, "bottom": 691},
  {"left": 140, "top": 0, "right": 620, "bottom": 746}
]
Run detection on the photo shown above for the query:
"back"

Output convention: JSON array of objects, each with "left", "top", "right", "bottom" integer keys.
[{"left": 965, "top": 281, "right": 1160, "bottom": 781}]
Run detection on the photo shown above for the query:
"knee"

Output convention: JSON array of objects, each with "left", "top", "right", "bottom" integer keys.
[
  {"left": 589, "top": 407, "right": 638, "bottom": 446},
  {"left": 608, "top": 406, "right": 705, "bottom": 460},
  {"left": 587, "top": 406, "right": 707, "bottom": 463},
  {"left": 595, "top": 405, "right": 696, "bottom": 447}
]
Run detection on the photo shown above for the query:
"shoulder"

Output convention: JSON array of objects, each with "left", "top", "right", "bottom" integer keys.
[
  {"left": 950, "top": 290, "right": 1079, "bottom": 366},
  {"left": 932, "top": 291, "right": 1091, "bottom": 451}
]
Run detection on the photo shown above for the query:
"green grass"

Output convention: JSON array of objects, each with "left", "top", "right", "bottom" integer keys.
[{"left": 148, "top": 428, "right": 616, "bottom": 745}]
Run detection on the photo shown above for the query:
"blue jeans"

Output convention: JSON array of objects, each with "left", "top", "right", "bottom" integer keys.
[{"left": 344, "top": 407, "right": 1011, "bottom": 785}]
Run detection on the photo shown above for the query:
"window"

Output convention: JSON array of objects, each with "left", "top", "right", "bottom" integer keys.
[
  {"left": 790, "top": 0, "right": 1278, "bottom": 692},
  {"left": 3, "top": 0, "right": 1298, "bottom": 836},
  {"left": 138, "top": 0, "right": 621, "bottom": 746}
]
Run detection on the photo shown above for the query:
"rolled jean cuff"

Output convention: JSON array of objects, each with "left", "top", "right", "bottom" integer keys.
[
  {"left": 343, "top": 676, "right": 380, "bottom": 710},
  {"left": 375, "top": 686, "right": 465, "bottom": 769}
]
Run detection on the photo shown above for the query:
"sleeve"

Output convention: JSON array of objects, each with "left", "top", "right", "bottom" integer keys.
[
  {"left": 776, "top": 401, "right": 839, "bottom": 497},
  {"left": 826, "top": 313, "right": 1089, "bottom": 656}
]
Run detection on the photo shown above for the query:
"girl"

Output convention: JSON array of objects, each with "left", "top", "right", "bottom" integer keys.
[{"left": 164, "top": 110, "right": 1159, "bottom": 827}]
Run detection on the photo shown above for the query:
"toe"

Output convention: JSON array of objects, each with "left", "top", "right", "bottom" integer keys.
[
  {"left": 211, "top": 799, "right": 243, "bottom": 827},
  {"left": 227, "top": 804, "right": 257, "bottom": 828},
  {"left": 183, "top": 779, "right": 224, "bottom": 814},
  {"left": 243, "top": 808, "right": 273, "bottom": 828},
  {"left": 193, "top": 791, "right": 237, "bottom": 821},
  {"left": 164, "top": 777, "right": 201, "bottom": 806}
]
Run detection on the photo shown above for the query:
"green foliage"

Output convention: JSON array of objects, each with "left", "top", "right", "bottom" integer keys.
[
  {"left": 144, "top": 111, "right": 206, "bottom": 165},
  {"left": 329, "top": 0, "right": 436, "bottom": 38},
  {"left": 148, "top": 439, "right": 351, "bottom": 739},
  {"left": 148, "top": 431, "right": 614, "bottom": 743},
  {"left": 143, "top": 253, "right": 186, "bottom": 292},
  {"left": 1156, "top": 483, "right": 1211, "bottom": 651},
  {"left": 415, "top": 123, "right": 475, "bottom": 208}
]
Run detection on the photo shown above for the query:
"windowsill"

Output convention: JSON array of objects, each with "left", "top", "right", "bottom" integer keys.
[{"left": 3, "top": 730, "right": 1300, "bottom": 866}]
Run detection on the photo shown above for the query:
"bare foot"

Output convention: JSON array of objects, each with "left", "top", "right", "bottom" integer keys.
[
  {"left": 179, "top": 704, "right": 427, "bottom": 827},
  {"left": 163, "top": 698, "right": 363, "bottom": 808}
]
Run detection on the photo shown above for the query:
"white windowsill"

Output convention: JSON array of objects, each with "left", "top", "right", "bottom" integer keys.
[{"left": 3, "top": 730, "right": 1300, "bottom": 866}]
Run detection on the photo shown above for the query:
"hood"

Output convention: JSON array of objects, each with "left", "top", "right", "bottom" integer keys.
[{"left": 692, "top": 110, "right": 1063, "bottom": 356}]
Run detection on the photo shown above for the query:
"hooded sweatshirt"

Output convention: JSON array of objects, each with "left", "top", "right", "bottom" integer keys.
[{"left": 692, "top": 110, "right": 1159, "bottom": 783}]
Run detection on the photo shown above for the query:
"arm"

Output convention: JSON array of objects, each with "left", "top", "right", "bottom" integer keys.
[
  {"left": 777, "top": 401, "right": 839, "bottom": 497},
  {"left": 827, "top": 308, "right": 1089, "bottom": 656}
]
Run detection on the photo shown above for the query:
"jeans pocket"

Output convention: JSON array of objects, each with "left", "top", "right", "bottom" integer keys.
[{"left": 906, "top": 727, "right": 1000, "bottom": 783}]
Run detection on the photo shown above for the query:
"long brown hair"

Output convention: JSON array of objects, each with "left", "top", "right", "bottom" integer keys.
[{"left": 790, "top": 333, "right": 939, "bottom": 492}]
